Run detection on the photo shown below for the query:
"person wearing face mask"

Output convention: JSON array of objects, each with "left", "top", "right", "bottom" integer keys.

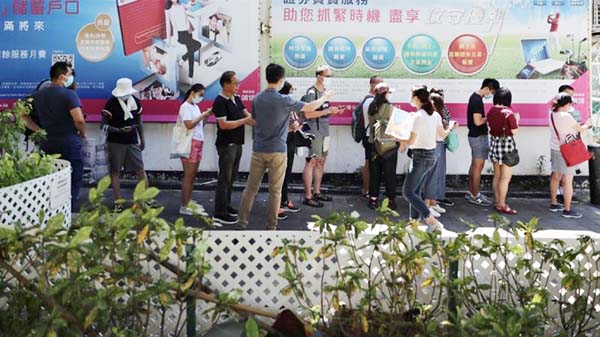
[
  {"left": 555, "top": 85, "right": 582, "bottom": 205},
  {"left": 177, "top": 83, "right": 213, "bottom": 216},
  {"left": 466, "top": 78, "right": 500, "bottom": 207},
  {"left": 101, "top": 78, "right": 155, "bottom": 212},
  {"left": 401, "top": 85, "right": 457, "bottom": 233},
  {"left": 24, "top": 62, "right": 86, "bottom": 212},
  {"left": 212, "top": 71, "right": 255, "bottom": 226},
  {"left": 278, "top": 81, "right": 302, "bottom": 218},
  {"left": 238, "top": 64, "right": 334, "bottom": 230},
  {"left": 301, "top": 65, "right": 342, "bottom": 208},
  {"left": 367, "top": 82, "right": 399, "bottom": 210}
]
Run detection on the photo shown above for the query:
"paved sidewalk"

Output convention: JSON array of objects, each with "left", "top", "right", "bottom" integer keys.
[{"left": 76, "top": 188, "right": 600, "bottom": 233}]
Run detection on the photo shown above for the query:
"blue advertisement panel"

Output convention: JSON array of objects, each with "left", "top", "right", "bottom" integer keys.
[{"left": 0, "top": 0, "right": 260, "bottom": 121}]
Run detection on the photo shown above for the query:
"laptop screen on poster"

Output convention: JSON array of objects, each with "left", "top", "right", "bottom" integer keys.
[
  {"left": 520, "top": 38, "right": 551, "bottom": 65},
  {"left": 117, "top": 0, "right": 167, "bottom": 56}
]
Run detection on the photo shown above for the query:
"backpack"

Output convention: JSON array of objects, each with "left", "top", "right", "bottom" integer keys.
[
  {"left": 372, "top": 118, "right": 399, "bottom": 158},
  {"left": 351, "top": 95, "right": 373, "bottom": 143}
]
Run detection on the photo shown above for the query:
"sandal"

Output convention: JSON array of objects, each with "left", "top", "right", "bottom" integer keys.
[
  {"left": 303, "top": 198, "right": 324, "bottom": 208},
  {"left": 314, "top": 193, "right": 332, "bottom": 202},
  {"left": 495, "top": 205, "right": 518, "bottom": 215}
]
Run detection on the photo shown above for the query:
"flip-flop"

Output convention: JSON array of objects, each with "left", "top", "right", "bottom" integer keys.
[{"left": 496, "top": 205, "right": 518, "bottom": 215}]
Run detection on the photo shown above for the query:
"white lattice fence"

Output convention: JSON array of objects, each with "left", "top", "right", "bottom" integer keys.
[{"left": 0, "top": 159, "right": 71, "bottom": 228}]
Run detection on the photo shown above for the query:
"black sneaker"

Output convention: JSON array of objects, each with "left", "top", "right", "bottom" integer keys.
[
  {"left": 557, "top": 194, "right": 564, "bottom": 205},
  {"left": 212, "top": 214, "right": 238, "bottom": 225},
  {"left": 572, "top": 196, "right": 580, "bottom": 204},
  {"left": 144, "top": 199, "right": 160, "bottom": 208},
  {"left": 227, "top": 206, "right": 238, "bottom": 217},
  {"left": 277, "top": 209, "right": 288, "bottom": 220},
  {"left": 368, "top": 198, "right": 378, "bottom": 210},
  {"left": 113, "top": 204, "right": 124, "bottom": 213},
  {"left": 562, "top": 210, "right": 583, "bottom": 219},
  {"left": 281, "top": 200, "right": 301, "bottom": 213},
  {"left": 388, "top": 198, "right": 397, "bottom": 211},
  {"left": 548, "top": 204, "right": 564, "bottom": 212},
  {"left": 437, "top": 198, "right": 455, "bottom": 207}
]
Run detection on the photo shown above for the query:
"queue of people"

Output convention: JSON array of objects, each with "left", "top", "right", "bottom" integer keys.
[{"left": 24, "top": 62, "right": 592, "bottom": 232}]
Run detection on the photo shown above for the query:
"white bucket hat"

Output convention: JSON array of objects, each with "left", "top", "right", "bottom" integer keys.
[{"left": 112, "top": 78, "right": 138, "bottom": 97}]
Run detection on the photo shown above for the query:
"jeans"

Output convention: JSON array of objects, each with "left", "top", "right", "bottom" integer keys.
[
  {"left": 422, "top": 141, "right": 446, "bottom": 200},
  {"left": 281, "top": 133, "right": 296, "bottom": 204},
  {"left": 239, "top": 152, "right": 287, "bottom": 228},
  {"left": 41, "top": 134, "right": 84, "bottom": 211},
  {"left": 214, "top": 143, "right": 242, "bottom": 216},
  {"left": 369, "top": 151, "right": 398, "bottom": 200},
  {"left": 178, "top": 30, "right": 201, "bottom": 78},
  {"left": 403, "top": 149, "right": 437, "bottom": 219}
]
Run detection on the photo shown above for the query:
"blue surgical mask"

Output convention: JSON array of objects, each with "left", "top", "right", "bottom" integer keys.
[
  {"left": 63, "top": 75, "right": 74, "bottom": 88},
  {"left": 485, "top": 94, "right": 493, "bottom": 100},
  {"left": 192, "top": 95, "right": 203, "bottom": 104}
]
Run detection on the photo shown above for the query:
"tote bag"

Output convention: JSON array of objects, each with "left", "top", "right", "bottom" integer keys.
[
  {"left": 169, "top": 116, "right": 193, "bottom": 159},
  {"left": 551, "top": 114, "right": 591, "bottom": 167}
]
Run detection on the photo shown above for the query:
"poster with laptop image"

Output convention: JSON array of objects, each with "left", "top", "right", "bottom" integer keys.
[{"left": 116, "top": 0, "right": 259, "bottom": 100}]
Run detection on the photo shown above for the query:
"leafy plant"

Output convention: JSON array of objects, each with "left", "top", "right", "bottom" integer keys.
[{"left": 0, "top": 178, "right": 226, "bottom": 337}]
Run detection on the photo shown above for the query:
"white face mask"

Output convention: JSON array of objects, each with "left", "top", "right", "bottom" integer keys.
[
  {"left": 385, "top": 93, "right": 392, "bottom": 102},
  {"left": 63, "top": 75, "right": 74, "bottom": 88},
  {"left": 484, "top": 93, "right": 493, "bottom": 100},
  {"left": 192, "top": 95, "right": 203, "bottom": 104},
  {"left": 322, "top": 77, "right": 332, "bottom": 88},
  {"left": 410, "top": 98, "right": 417, "bottom": 108}
]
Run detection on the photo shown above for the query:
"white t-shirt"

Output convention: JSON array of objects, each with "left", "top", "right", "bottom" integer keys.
[
  {"left": 168, "top": 5, "right": 189, "bottom": 33},
  {"left": 409, "top": 109, "right": 439, "bottom": 150},
  {"left": 179, "top": 102, "right": 204, "bottom": 141},
  {"left": 549, "top": 110, "right": 578, "bottom": 151}
]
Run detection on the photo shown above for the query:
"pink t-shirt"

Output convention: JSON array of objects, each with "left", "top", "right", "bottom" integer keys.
[{"left": 549, "top": 110, "right": 578, "bottom": 151}]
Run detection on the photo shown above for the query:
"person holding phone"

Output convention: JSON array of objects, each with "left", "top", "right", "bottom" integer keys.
[{"left": 102, "top": 78, "right": 155, "bottom": 212}]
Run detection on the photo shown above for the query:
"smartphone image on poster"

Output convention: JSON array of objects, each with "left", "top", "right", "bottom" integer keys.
[{"left": 116, "top": 0, "right": 167, "bottom": 55}]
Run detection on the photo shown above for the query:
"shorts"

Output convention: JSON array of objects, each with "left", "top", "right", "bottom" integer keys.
[
  {"left": 181, "top": 139, "right": 204, "bottom": 164},
  {"left": 551, "top": 149, "right": 577, "bottom": 175},
  {"left": 362, "top": 135, "right": 374, "bottom": 161},
  {"left": 468, "top": 135, "right": 489, "bottom": 161},
  {"left": 489, "top": 136, "right": 516, "bottom": 165},
  {"left": 108, "top": 142, "right": 145, "bottom": 173},
  {"left": 308, "top": 135, "right": 329, "bottom": 159}
]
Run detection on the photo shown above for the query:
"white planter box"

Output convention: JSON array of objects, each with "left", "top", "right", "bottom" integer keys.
[{"left": 0, "top": 159, "right": 71, "bottom": 228}]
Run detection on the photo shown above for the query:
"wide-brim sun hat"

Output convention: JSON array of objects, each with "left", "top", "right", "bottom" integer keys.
[
  {"left": 374, "top": 82, "right": 395, "bottom": 94},
  {"left": 112, "top": 78, "right": 138, "bottom": 97}
]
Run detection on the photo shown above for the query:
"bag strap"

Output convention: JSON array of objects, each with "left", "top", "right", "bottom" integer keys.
[{"left": 550, "top": 113, "right": 562, "bottom": 144}]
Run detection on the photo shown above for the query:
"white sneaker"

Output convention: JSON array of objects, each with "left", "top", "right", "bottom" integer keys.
[
  {"left": 426, "top": 220, "right": 445, "bottom": 233},
  {"left": 189, "top": 201, "right": 205, "bottom": 211},
  {"left": 179, "top": 206, "right": 208, "bottom": 217},
  {"left": 431, "top": 205, "right": 446, "bottom": 214},
  {"left": 429, "top": 207, "right": 441, "bottom": 218}
]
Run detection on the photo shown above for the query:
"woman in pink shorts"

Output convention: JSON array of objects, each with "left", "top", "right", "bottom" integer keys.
[{"left": 179, "top": 83, "right": 213, "bottom": 215}]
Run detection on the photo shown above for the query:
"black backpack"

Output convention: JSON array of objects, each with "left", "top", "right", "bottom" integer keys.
[{"left": 351, "top": 95, "right": 373, "bottom": 143}]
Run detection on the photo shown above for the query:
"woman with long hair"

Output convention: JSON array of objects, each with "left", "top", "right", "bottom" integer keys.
[
  {"left": 402, "top": 85, "right": 456, "bottom": 232},
  {"left": 178, "top": 83, "right": 212, "bottom": 216},
  {"left": 486, "top": 87, "right": 519, "bottom": 215},
  {"left": 548, "top": 92, "right": 591, "bottom": 219},
  {"left": 279, "top": 81, "right": 302, "bottom": 217},
  {"left": 165, "top": 0, "right": 202, "bottom": 84},
  {"left": 367, "top": 82, "right": 399, "bottom": 210},
  {"left": 422, "top": 91, "right": 456, "bottom": 217}
]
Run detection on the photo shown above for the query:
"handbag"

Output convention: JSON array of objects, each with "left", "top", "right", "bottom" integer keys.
[
  {"left": 551, "top": 113, "right": 592, "bottom": 167},
  {"left": 501, "top": 111, "right": 519, "bottom": 167},
  {"left": 294, "top": 130, "right": 315, "bottom": 148},
  {"left": 169, "top": 116, "right": 193, "bottom": 159},
  {"left": 445, "top": 130, "right": 459, "bottom": 152},
  {"left": 91, "top": 125, "right": 109, "bottom": 183},
  {"left": 373, "top": 119, "right": 399, "bottom": 158}
]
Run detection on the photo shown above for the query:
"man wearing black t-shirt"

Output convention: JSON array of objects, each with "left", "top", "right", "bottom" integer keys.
[
  {"left": 466, "top": 78, "right": 499, "bottom": 207},
  {"left": 212, "top": 71, "right": 255, "bottom": 225}
]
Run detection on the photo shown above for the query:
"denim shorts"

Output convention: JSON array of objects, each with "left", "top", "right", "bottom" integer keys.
[{"left": 468, "top": 135, "right": 489, "bottom": 160}]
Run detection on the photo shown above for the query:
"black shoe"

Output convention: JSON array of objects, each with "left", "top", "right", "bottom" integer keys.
[
  {"left": 113, "top": 204, "right": 124, "bottom": 213},
  {"left": 437, "top": 198, "right": 455, "bottom": 207},
  {"left": 303, "top": 198, "right": 324, "bottom": 208},
  {"left": 227, "top": 206, "right": 238, "bottom": 217},
  {"left": 314, "top": 193, "right": 333, "bottom": 202},
  {"left": 388, "top": 198, "right": 397, "bottom": 211},
  {"left": 557, "top": 194, "right": 564, "bottom": 205},
  {"left": 281, "top": 200, "right": 301, "bottom": 213},
  {"left": 212, "top": 214, "right": 238, "bottom": 225},
  {"left": 549, "top": 204, "right": 564, "bottom": 212},
  {"left": 572, "top": 196, "right": 580, "bottom": 204},
  {"left": 277, "top": 210, "right": 288, "bottom": 220},
  {"left": 562, "top": 209, "right": 583, "bottom": 219},
  {"left": 368, "top": 198, "right": 378, "bottom": 210}
]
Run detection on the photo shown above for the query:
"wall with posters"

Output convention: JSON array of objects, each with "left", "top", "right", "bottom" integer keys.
[
  {"left": 0, "top": 0, "right": 594, "bottom": 176},
  {"left": 0, "top": 0, "right": 260, "bottom": 121}
]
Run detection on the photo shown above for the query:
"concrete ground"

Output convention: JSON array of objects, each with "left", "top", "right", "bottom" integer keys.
[{"left": 76, "top": 186, "right": 600, "bottom": 233}]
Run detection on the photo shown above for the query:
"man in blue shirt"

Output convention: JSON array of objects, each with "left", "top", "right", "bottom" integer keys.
[
  {"left": 24, "top": 62, "right": 87, "bottom": 211},
  {"left": 238, "top": 63, "right": 333, "bottom": 230}
]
